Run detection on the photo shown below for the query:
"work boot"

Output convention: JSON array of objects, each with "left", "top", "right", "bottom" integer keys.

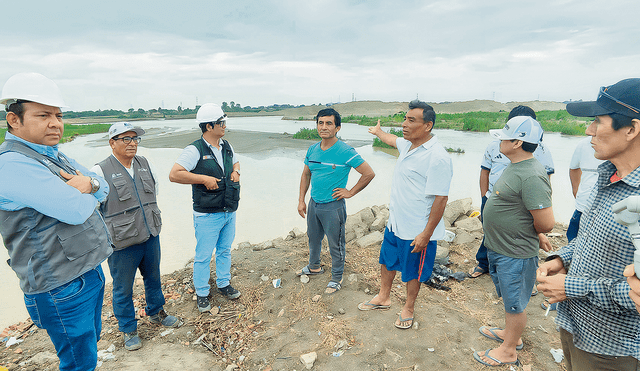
[
  {"left": 123, "top": 330, "right": 142, "bottom": 351},
  {"left": 149, "top": 309, "right": 182, "bottom": 328},
  {"left": 218, "top": 284, "right": 241, "bottom": 299},
  {"left": 197, "top": 295, "right": 212, "bottom": 312}
]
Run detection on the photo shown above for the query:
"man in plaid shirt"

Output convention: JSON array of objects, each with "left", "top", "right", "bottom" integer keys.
[{"left": 538, "top": 78, "right": 640, "bottom": 371}]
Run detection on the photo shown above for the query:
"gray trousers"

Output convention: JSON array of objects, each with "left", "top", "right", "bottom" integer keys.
[{"left": 307, "top": 198, "right": 347, "bottom": 283}]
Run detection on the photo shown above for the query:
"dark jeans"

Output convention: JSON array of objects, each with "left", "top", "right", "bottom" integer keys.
[
  {"left": 307, "top": 198, "right": 347, "bottom": 283},
  {"left": 24, "top": 266, "right": 105, "bottom": 371},
  {"left": 107, "top": 235, "right": 166, "bottom": 333},
  {"left": 566, "top": 209, "right": 582, "bottom": 242},
  {"left": 475, "top": 196, "right": 489, "bottom": 271}
]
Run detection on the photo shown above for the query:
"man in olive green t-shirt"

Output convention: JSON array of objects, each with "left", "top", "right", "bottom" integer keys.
[{"left": 473, "top": 116, "right": 554, "bottom": 367}]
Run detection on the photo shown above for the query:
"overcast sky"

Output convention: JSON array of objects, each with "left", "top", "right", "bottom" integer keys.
[{"left": 2, "top": 0, "right": 638, "bottom": 111}]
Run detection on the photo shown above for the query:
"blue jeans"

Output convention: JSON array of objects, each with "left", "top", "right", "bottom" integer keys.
[
  {"left": 307, "top": 199, "right": 347, "bottom": 283},
  {"left": 475, "top": 196, "right": 490, "bottom": 271},
  {"left": 193, "top": 211, "right": 236, "bottom": 296},
  {"left": 24, "top": 266, "right": 105, "bottom": 371},
  {"left": 107, "top": 235, "right": 166, "bottom": 333},
  {"left": 566, "top": 209, "right": 582, "bottom": 242}
]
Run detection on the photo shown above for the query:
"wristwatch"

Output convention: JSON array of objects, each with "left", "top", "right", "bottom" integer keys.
[{"left": 90, "top": 177, "right": 100, "bottom": 194}]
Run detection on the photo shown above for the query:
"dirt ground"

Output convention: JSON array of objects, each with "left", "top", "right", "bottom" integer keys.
[{"left": 0, "top": 221, "right": 571, "bottom": 371}]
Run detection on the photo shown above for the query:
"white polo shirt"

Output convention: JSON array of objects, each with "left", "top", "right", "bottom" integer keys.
[
  {"left": 570, "top": 136, "right": 604, "bottom": 212},
  {"left": 387, "top": 136, "right": 453, "bottom": 241}
]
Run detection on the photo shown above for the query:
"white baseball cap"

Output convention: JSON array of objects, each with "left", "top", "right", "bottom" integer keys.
[
  {"left": 108, "top": 122, "right": 145, "bottom": 139},
  {"left": 489, "top": 116, "right": 543, "bottom": 144}
]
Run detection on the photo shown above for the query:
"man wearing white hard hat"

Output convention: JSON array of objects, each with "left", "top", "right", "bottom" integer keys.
[
  {"left": 169, "top": 103, "right": 241, "bottom": 312},
  {"left": 0, "top": 73, "right": 112, "bottom": 370},
  {"left": 474, "top": 116, "right": 554, "bottom": 366},
  {"left": 90, "top": 122, "right": 181, "bottom": 351}
]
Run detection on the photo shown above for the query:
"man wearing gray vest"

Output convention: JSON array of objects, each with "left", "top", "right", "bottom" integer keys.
[
  {"left": 0, "top": 72, "right": 113, "bottom": 371},
  {"left": 91, "top": 122, "right": 180, "bottom": 351},
  {"left": 169, "top": 103, "right": 241, "bottom": 313}
]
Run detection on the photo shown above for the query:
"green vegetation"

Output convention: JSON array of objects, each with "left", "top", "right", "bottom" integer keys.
[
  {"left": 365, "top": 110, "right": 586, "bottom": 136},
  {"left": 373, "top": 128, "right": 403, "bottom": 149},
  {"left": 0, "top": 123, "right": 110, "bottom": 145},
  {"left": 292, "top": 127, "right": 321, "bottom": 140},
  {"left": 446, "top": 147, "right": 465, "bottom": 154}
]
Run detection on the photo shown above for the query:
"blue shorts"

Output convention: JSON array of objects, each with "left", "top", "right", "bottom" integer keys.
[
  {"left": 487, "top": 250, "right": 538, "bottom": 314},
  {"left": 379, "top": 228, "right": 437, "bottom": 283}
]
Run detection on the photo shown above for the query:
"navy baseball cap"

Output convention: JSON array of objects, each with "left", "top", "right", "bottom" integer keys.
[{"left": 566, "top": 78, "right": 640, "bottom": 119}]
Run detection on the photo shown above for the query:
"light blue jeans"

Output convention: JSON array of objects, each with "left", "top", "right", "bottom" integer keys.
[{"left": 193, "top": 211, "right": 236, "bottom": 296}]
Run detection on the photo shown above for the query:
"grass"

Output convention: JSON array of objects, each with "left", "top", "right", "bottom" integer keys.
[
  {"left": 0, "top": 123, "right": 111, "bottom": 145},
  {"left": 292, "top": 127, "right": 321, "bottom": 140}
]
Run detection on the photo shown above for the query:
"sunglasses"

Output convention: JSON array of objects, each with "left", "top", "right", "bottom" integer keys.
[
  {"left": 598, "top": 86, "right": 640, "bottom": 114},
  {"left": 113, "top": 136, "right": 142, "bottom": 144}
]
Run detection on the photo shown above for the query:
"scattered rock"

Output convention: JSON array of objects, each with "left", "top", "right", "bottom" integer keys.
[
  {"left": 237, "top": 241, "right": 252, "bottom": 249},
  {"left": 253, "top": 240, "right": 275, "bottom": 251},
  {"left": 356, "top": 231, "right": 384, "bottom": 248},
  {"left": 550, "top": 348, "right": 564, "bottom": 363},
  {"left": 287, "top": 227, "right": 305, "bottom": 240},
  {"left": 347, "top": 273, "right": 358, "bottom": 283},
  {"left": 412, "top": 321, "right": 419, "bottom": 330},
  {"left": 300, "top": 351, "right": 317, "bottom": 369},
  {"left": 312, "top": 295, "right": 322, "bottom": 303},
  {"left": 453, "top": 230, "right": 475, "bottom": 245},
  {"left": 454, "top": 217, "right": 483, "bottom": 233},
  {"left": 225, "top": 364, "right": 239, "bottom": 371},
  {"left": 335, "top": 339, "right": 348, "bottom": 350},
  {"left": 27, "top": 351, "right": 57, "bottom": 365},
  {"left": 357, "top": 207, "right": 375, "bottom": 226},
  {"left": 434, "top": 245, "right": 449, "bottom": 265},
  {"left": 261, "top": 275, "right": 270, "bottom": 282},
  {"left": 443, "top": 198, "right": 473, "bottom": 225},
  {"left": 300, "top": 275, "right": 310, "bottom": 283},
  {"left": 338, "top": 308, "right": 345, "bottom": 314}
]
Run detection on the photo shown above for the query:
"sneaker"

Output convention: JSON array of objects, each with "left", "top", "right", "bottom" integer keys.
[
  {"left": 218, "top": 285, "right": 241, "bottom": 299},
  {"left": 123, "top": 330, "right": 142, "bottom": 351},
  {"left": 197, "top": 295, "right": 212, "bottom": 312},
  {"left": 149, "top": 309, "right": 181, "bottom": 327}
]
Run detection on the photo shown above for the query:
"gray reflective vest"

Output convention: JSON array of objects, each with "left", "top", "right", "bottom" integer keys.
[
  {"left": 98, "top": 155, "right": 161, "bottom": 251},
  {"left": 0, "top": 139, "right": 113, "bottom": 295}
]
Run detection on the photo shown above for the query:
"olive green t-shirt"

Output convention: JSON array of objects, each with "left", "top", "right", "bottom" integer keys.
[{"left": 483, "top": 157, "right": 552, "bottom": 258}]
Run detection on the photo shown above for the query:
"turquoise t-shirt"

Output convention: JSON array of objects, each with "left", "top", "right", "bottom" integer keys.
[{"left": 305, "top": 141, "right": 364, "bottom": 204}]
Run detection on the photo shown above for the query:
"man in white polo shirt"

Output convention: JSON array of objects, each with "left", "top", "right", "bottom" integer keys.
[{"left": 358, "top": 100, "right": 452, "bottom": 330}]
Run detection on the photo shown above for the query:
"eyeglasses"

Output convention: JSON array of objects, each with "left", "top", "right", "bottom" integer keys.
[
  {"left": 598, "top": 86, "right": 640, "bottom": 114},
  {"left": 113, "top": 136, "right": 142, "bottom": 144}
]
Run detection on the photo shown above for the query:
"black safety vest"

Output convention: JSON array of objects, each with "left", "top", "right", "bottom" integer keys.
[{"left": 190, "top": 138, "right": 240, "bottom": 213}]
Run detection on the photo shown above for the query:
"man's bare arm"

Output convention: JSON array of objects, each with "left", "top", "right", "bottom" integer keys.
[
  {"left": 530, "top": 207, "right": 555, "bottom": 234},
  {"left": 569, "top": 168, "right": 582, "bottom": 198},
  {"left": 298, "top": 165, "right": 311, "bottom": 218},
  {"left": 332, "top": 162, "right": 375, "bottom": 200},
  {"left": 368, "top": 120, "right": 398, "bottom": 148}
]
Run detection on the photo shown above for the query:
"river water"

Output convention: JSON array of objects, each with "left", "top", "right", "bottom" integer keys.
[{"left": 0, "top": 116, "right": 584, "bottom": 329}]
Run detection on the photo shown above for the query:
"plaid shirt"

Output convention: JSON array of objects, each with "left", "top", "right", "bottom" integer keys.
[{"left": 554, "top": 160, "right": 640, "bottom": 359}]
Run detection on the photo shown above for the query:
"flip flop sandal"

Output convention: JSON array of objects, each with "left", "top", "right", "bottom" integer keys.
[
  {"left": 467, "top": 266, "right": 487, "bottom": 278},
  {"left": 479, "top": 326, "right": 523, "bottom": 350},
  {"left": 394, "top": 313, "right": 413, "bottom": 329},
  {"left": 358, "top": 296, "right": 391, "bottom": 311},
  {"left": 473, "top": 349, "right": 520, "bottom": 367},
  {"left": 324, "top": 281, "right": 341, "bottom": 294},
  {"left": 296, "top": 266, "right": 324, "bottom": 276}
]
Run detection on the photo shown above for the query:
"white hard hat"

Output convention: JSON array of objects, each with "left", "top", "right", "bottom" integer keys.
[
  {"left": 0, "top": 72, "right": 68, "bottom": 109},
  {"left": 196, "top": 103, "right": 226, "bottom": 124}
]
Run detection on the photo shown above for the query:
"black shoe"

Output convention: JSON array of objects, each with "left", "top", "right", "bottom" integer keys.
[
  {"left": 123, "top": 330, "right": 142, "bottom": 351},
  {"left": 218, "top": 285, "right": 241, "bottom": 299},
  {"left": 197, "top": 295, "right": 212, "bottom": 312}
]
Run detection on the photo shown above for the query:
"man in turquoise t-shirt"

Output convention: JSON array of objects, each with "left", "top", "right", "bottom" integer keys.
[{"left": 297, "top": 108, "right": 375, "bottom": 294}]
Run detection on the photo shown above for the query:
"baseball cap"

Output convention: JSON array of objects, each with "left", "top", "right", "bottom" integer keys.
[
  {"left": 108, "top": 122, "right": 145, "bottom": 139},
  {"left": 566, "top": 78, "right": 640, "bottom": 119},
  {"left": 489, "top": 116, "right": 543, "bottom": 144}
]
